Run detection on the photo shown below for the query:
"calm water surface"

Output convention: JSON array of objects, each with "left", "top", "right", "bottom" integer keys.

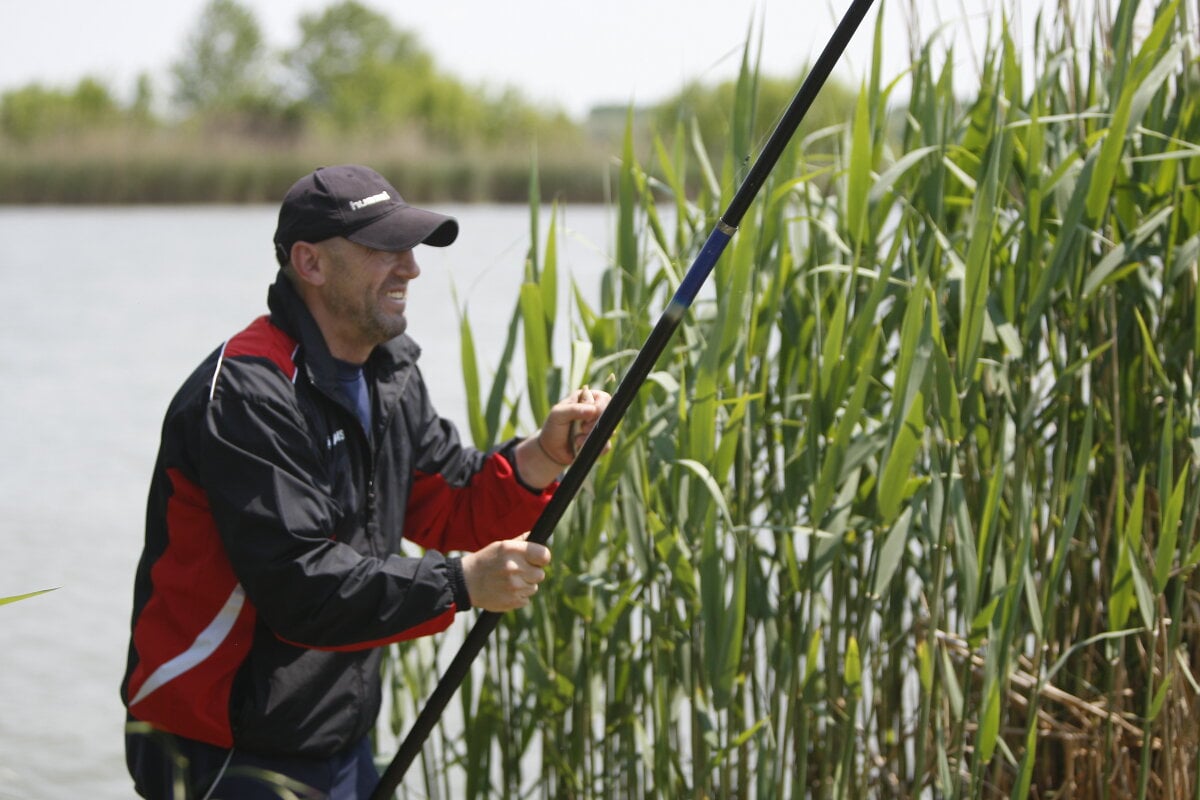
[{"left": 0, "top": 203, "right": 616, "bottom": 800}]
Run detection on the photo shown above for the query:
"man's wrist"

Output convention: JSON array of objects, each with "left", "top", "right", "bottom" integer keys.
[
  {"left": 447, "top": 556, "right": 472, "bottom": 611},
  {"left": 498, "top": 440, "right": 549, "bottom": 493},
  {"left": 535, "top": 431, "right": 572, "bottom": 467}
]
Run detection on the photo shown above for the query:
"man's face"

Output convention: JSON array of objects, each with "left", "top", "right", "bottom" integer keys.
[{"left": 316, "top": 238, "right": 421, "bottom": 357}]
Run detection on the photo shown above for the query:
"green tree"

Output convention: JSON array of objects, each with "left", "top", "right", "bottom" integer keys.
[
  {"left": 0, "top": 77, "right": 121, "bottom": 144},
  {"left": 171, "top": 0, "right": 269, "bottom": 115},
  {"left": 130, "top": 73, "right": 156, "bottom": 124},
  {"left": 285, "top": 1, "right": 434, "bottom": 133},
  {"left": 283, "top": 2, "right": 581, "bottom": 147}
]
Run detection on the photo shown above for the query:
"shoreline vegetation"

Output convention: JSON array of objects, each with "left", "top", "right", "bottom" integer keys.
[
  {"left": 0, "top": 139, "right": 619, "bottom": 205},
  {"left": 388, "top": 0, "right": 1200, "bottom": 797}
]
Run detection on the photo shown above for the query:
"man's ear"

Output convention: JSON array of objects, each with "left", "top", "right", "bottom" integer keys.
[{"left": 289, "top": 241, "right": 326, "bottom": 286}]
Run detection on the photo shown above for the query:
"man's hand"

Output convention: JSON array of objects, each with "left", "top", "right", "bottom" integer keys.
[
  {"left": 460, "top": 536, "right": 552, "bottom": 612},
  {"left": 512, "top": 386, "right": 612, "bottom": 488}
]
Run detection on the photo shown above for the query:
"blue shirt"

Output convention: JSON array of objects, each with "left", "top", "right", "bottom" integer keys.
[{"left": 333, "top": 359, "right": 372, "bottom": 436}]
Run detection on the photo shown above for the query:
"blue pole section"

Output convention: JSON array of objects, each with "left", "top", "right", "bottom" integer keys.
[{"left": 670, "top": 225, "right": 734, "bottom": 311}]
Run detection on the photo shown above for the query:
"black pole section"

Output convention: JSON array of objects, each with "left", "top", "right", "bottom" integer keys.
[{"left": 371, "top": 2, "right": 875, "bottom": 796}]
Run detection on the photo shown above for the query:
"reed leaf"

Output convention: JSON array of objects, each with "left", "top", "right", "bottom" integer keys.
[
  {"left": 1110, "top": 469, "right": 1148, "bottom": 630},
  {"left": 846, "top": 81, "right": 872, "bottom": 249},
  {"left": 1083, "top": 204, "right": 1174, "bottom": 297},
  {"left": 458, "top": 310, "right": 486, "bottom": 449},
  {"left": 519, "top": 282, "right": 551, "bottom": 424},
  {"left": 0, "top": 588, "right": 56, "bottom": 606},
  {"left": 878, "top": 388, "right": 925, "bottom": 519}
]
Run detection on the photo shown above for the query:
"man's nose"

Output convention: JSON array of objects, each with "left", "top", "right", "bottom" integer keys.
[{"left": 395, "top": 250, "right": 420, "bottom": 279}]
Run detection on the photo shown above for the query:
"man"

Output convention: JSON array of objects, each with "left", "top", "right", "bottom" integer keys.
[{"left": 121, "top": 165, "right": 609, "bottom": 799}]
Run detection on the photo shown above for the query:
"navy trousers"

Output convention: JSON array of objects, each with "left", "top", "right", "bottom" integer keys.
[{"left": 126, "top": 729, "right": 380, "bottom": 799}]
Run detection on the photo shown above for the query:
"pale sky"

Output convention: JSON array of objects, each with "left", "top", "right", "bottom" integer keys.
[{"left": 1, "top": 0, "right": 1122, "bottom": 118}]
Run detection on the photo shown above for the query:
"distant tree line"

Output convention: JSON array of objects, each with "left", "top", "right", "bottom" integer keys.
[
  {"left": 0, "top": 0, "right": 855, "bottom": 202},
  {"left": 2, "top": 0, "right": 581, "bottom": 149}
]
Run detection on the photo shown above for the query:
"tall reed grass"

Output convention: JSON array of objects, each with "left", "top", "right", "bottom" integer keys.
[{"left": 384, "top": 1, "right": 1200, "bottom": 797}]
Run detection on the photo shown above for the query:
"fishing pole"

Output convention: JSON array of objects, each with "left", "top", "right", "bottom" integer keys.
[{"left": 371, "top": 0, "right": 876, "bottom": 795}]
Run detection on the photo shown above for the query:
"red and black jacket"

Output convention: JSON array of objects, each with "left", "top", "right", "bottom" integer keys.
[{"left": 121, "top": 273, "right": 553, "bottom": 757}]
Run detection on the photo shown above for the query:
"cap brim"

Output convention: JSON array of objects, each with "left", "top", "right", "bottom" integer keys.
[{"left": 346, "top": 204, "right": 458, "bottom": 251}]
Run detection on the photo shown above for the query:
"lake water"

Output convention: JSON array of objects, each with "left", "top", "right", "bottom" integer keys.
[{"left": 0, "top": 203, "right": 619, "bottom": 800}]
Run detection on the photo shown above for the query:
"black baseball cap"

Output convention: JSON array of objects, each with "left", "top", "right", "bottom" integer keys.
[{"left": 273, "top": 165, "right": 458, "bottom": 263}]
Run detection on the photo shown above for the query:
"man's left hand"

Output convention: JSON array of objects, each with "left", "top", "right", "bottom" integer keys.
[{"left": 513, "top": 386, "right": 612, "bottom": 488}]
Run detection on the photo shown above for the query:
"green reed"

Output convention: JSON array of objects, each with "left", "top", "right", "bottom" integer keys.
[{"left": 384, "top": 1, "right": 1200, "bottom": 797}]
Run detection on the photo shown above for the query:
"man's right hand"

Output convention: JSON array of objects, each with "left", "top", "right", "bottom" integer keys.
[{"left": 459, "top": 536, "right": 552, "bottom": 612}]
